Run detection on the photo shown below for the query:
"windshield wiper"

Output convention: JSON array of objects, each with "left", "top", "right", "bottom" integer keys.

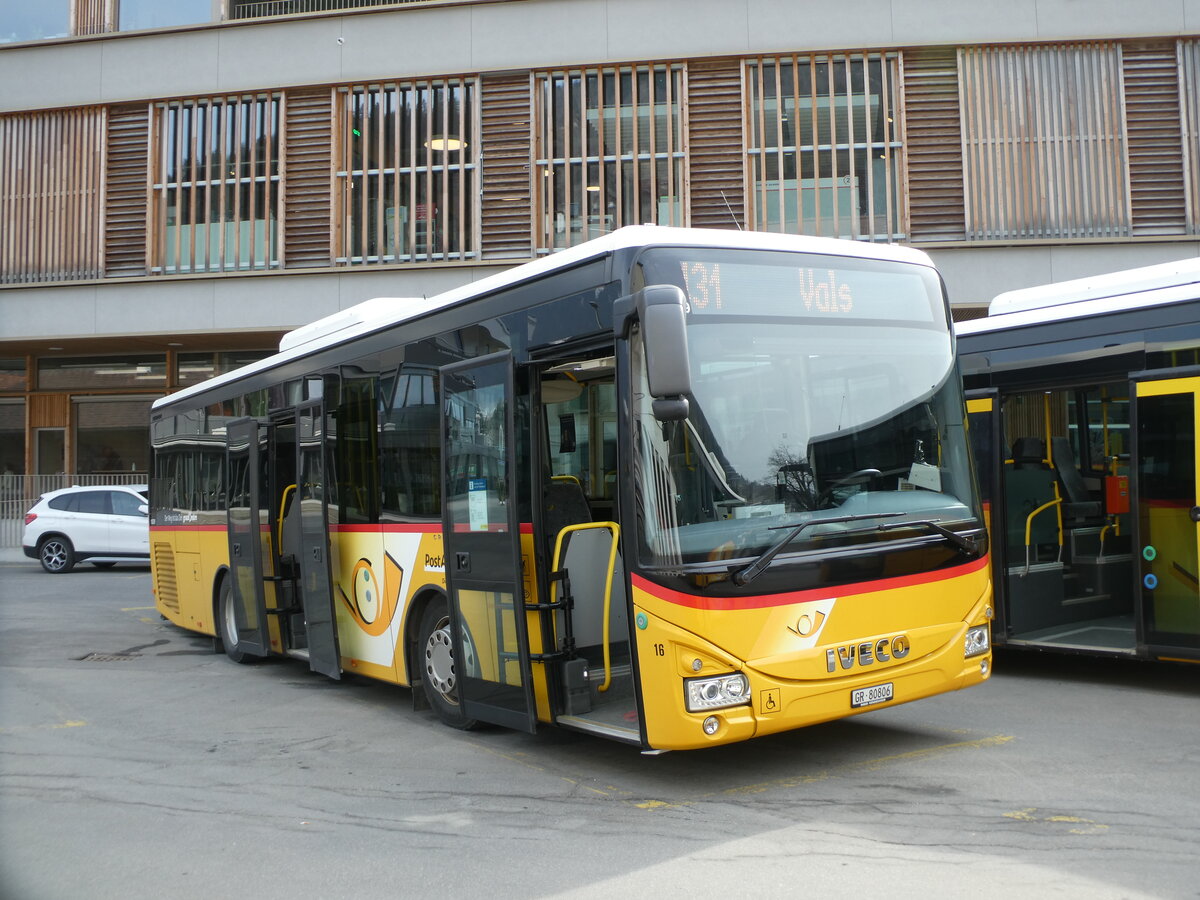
[
  {"left": 731, "top": 512, "right": 905, "bottom": 587},
  {"left": 865, "top": 519, "right": 981, "bottom": 556}
]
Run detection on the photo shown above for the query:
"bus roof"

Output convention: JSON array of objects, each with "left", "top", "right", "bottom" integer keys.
[
  {"left": 957, "top": 256, "right": 1200, "bottom": 337},
  {"left": 154, "top": 226, "right": 934, "bottom": 412}
]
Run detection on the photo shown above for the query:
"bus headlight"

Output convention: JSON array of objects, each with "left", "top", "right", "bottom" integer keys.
[
  {"left": 684, "top": 672, "right": 750, "bottom": 712},
  {"left": 964, "top": 625, "right": 990, "bottom": 658}
]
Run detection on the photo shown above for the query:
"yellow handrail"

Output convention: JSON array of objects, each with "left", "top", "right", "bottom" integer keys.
[
  {"left": 277, "top": 483, "right": 297, "bottom": 545},
  {"left": 1022, "top": 498, "right": 1062, "bottom": 576},
  {"left": 550, "top": 521, "right": 621, "bottom": 693}
]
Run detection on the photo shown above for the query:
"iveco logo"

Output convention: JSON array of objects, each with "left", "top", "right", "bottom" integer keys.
[{"left": 826, "top": 635, "right": 910, "bottom": 672}]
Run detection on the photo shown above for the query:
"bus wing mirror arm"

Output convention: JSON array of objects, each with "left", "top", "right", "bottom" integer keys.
[{"left": 621, "top": 285, "right": 692, "bottom": 422}]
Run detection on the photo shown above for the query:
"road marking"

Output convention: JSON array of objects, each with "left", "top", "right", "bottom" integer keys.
[
  {"left": 0, "top": 719, "right": 87, "bottom": 734},
  {"left": 1004, "top": 807, "right": 1109, "bottom": 835}
]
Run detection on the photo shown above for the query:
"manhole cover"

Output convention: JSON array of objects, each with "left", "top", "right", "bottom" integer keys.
[{"left": 76, "top": 653, "right": 140, "bottom": 662}]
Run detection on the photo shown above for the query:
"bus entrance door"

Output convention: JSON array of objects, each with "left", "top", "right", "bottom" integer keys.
[
  {"left": 1134, "top": 376, "right": 1200, "bottom": 659},
  {"left": 292, "top": 402, "right": 340, "bottom": 678},
  {"left": 440, "top": 353, "right": 537, "bottom": 732},
  {"left": 225, "top": 418, "right": 270, "bottom": 659}
]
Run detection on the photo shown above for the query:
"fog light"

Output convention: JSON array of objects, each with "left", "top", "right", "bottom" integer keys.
[
  {"left": 964, "top": 624, "right": 990, "bottom": 659},
  {"left": 980, "top": 659, "right": 989, "bottom": 676},
  {"left": 702, "top": 716, "right": 719, "bottom": 735}
]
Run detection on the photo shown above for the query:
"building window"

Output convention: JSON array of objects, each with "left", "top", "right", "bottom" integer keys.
[
  {"left": 176, "top": 350, "right": 274, "bottom": 388},
  {"left": 534, "top": 64, "right": 686, "bottom": 252},
  {"left": 119, "top": 0, "right": 212, "bottom": 31},
  {"left": 959, "top": 44, "right": 1129, "bottom": 240},
  {"left": 153, "top": 94, "right": 282, "bottom": 273},
  {"left": 75, "top": 399, "right": 156, "bottom": 475},
  {"left": 747, "top": 53, "right": 903, "bottom": 242},
  {"left": 38, "top": 355, "right": 167, "bottom": 391},
  {"left": 0, "top": 0, "right": 69, "bottom": 42},
  {"left": 336, "top": 79, "right": 477, "bottom": 265}
]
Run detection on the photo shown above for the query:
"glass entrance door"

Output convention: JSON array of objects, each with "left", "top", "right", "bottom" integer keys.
[
  {"left": 1134, "top": 376, "right": 1200, "bottom": 658},
  {"left": 440, "top": 353, "right": 536, "bottom": 732},
  {"left": 226, "top": 418, "right": 270, "bottom": 658}
]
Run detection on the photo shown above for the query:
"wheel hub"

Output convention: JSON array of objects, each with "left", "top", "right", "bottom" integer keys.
[{"left": 424, "top": 617, "right": 457, "bottom": 697}]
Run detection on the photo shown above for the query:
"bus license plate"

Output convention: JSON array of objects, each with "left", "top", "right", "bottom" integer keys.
[{"left": 851, "top": 682, "right": 893, "bottom": 708}]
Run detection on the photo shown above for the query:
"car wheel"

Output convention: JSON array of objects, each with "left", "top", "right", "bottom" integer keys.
[{"left": 39, "top": 536, "right": 75, "bottom": 574}]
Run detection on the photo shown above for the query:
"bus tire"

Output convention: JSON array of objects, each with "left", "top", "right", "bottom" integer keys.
[
  {"left": 418, "top": 599, "right": 478, "bottom": 730},
  {"left": 38, "top": 536, "right": 75, "bottom": 574},
  {"left": 217, "top": 577, "right": 257, "bottom": 665}
]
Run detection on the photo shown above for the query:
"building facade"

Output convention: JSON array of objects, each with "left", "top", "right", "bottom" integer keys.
[{"left": 2, "top": 0, "right": 1200, "bottom": 478}]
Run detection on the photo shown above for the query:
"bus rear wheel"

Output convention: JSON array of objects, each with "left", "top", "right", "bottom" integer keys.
[{"left": 418, "top": 599, "right": 477, "bottom": 730}]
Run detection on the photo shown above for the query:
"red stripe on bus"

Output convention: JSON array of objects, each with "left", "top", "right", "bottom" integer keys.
[{"left": 632, "top": 556, "right": 990, "bottom": 611}]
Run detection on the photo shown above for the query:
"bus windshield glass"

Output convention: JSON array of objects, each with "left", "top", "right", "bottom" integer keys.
[{"left": 631, "top": 246, "right": 980, "bottom": 570}]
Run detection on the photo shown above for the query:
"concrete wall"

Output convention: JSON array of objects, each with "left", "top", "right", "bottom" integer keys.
[{"left": 2, "top": 0, "right": 1199, "bottom": 113}]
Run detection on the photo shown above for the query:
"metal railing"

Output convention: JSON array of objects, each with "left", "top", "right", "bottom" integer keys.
[
  {"left": 0, "top": 474, "right": 147, "bottom": 550},
  {"left": 231, "top": 0, "right": 434, "bottom": 18}
]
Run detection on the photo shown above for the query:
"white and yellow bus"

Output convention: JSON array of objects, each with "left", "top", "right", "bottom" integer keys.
[
  {"left": 149, "top": 226, "right": 992, "bottom": 752},
  {"left": 958, "top": 258, "right": 1200, "bottom": 663}
]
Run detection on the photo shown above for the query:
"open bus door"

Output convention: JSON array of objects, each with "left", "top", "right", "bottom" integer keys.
[
  {"left": 292, "top": 402, "right": 341, "bottom": 678},
  {"left": 1133, "top": 375, "right": 1200, "bottom": 660},
  {"left": 225, "top": 418, "right": 271, "bottom": 658},
  {"left": 439, "top": 353, "right": 537, "bottom": 732},
  {"left": 965, "top": 389, "right": 1006, "bottom": 639}
]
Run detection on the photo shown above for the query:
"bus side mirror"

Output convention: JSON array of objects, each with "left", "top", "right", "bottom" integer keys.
[{"left": 634, "top": 285, "right": 692, "bottom": 421}]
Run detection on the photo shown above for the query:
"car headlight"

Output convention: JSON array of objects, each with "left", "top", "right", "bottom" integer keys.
[
  {"left": 684, "top": 672, "right": 751, "bottom": 712},
  {"left": 964, "top": 624, "right": 990, "bottom": 658}
]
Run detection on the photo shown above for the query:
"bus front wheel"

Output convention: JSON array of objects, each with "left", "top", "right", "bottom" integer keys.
[
  {"left": 217, "top": 578, "right": 256, "bottom": 665},
  {"left": 418, "top": 599, "right": 478, "bottom": 730}
]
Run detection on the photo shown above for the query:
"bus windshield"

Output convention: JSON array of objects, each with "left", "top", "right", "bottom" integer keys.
[{"left": 631, "top": 247, "right": 980, "bottom": 570}]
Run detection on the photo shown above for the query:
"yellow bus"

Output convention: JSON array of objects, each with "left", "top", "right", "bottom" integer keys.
[
  {"left": 958, "top": 258, "right": 1200, "bottom": 663},
  {"left": 149, "top": 226, "right": 992, "bottom": 751}
]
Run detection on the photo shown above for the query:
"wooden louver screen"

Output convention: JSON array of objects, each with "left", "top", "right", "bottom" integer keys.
[
  {"left": 1, "top": 108, "right": 106, "bottom": 284},
  {"left": 959, "top": 44, "right": 1130, "bottom": 240},
  {"left": 335, "top": 78, "right": 477, "bottom": 265},
  {"left": 746, "top": 53, "right": 903, "bottom": 242},
  {"left": 687, "top": 58, "right": 746, "bottom": 230},
  {"left": 1179, "top": 40, "right": 1200, "bottom": 234},
  {"left": 152, "top": 94, "right": 283, "bottom": 274},
  {"left": 480, "top": 72, "right": 533, "bottom": 260},
  {"left": 1123, "top": 42, "right": 1186, "bottom": 235},
  {"left": 105, "top": 105, "right": 150, "bottom": 277},
  {"left": 534, "top": 64, "right": 686, "bottom": 252},
  {"left": 73, "top": 0, "right": 113, "bottom": 35},
  {"left": 284, "top": 88, "right": 334, "bottom": 268},
  {"left": 901, "top": 48, "right": 966, "bottom": 242}
]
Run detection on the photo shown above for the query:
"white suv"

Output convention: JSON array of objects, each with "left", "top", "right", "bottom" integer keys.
[{"left": 22, "top": 484, "right": 150, "bottom": 573}]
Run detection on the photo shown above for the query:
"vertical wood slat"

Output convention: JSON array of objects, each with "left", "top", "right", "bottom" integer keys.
[
  {"left": 960, "top": 43, "right": 1130, "bottom": 240},
  {"left": 283, "top": 87, "right": 333, "bottom": 268},
  {"left": 1177, "top": 40, "right": 1200, "bottom": 233},
  {"left": 480, "top": 71, "right": 533, "bottom": 260},
  {"left": 1, "top": 108, "right": 105, "bottom": 284},
  {"left": 902, "top": 47, "right": 966, "bottom": 242},
  {"left": 686, "top": 58, "right": 745, "bottom": 230},
  {"left": 1123, "top": 41, "right": 1186, "bottom": 235},
  {"left": 104, "top": 104, "right": 150, "bottom": 276}
]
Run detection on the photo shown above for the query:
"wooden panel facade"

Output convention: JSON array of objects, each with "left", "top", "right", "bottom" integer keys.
[
  {"left": 1124, "top": 42, "right": 1187, "bottom": 235},
  {"left": 283, "top": 88, "right": 334, "bottom": 268},
  {"left": 104, "top": 105, "right": 151, "bottom": 276},
  {"left": 1, "top": 108, "right": 106, "bottom": 284},
  {"left": 480, "top": 72, "right": 533, "bottom": 260},
  {"left": 686, "top": 58, "right": 746, "bottom": 230},
  {"left": 902, "top": 48, "right": 966, "bottom": 242}
]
